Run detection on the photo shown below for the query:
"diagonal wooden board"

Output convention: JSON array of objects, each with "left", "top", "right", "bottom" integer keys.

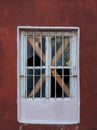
[
  {"left": 28, "top": 74, "right": 45, "bottom": 97},
  {"left": 51, "top": 70, "right": 70, "bottom": 96},
  {"left": 51, "top": 37, "right": 69, "bottom": 65},
  {"left": 28, "top": 37, "right": 70, "bottom": 97},
  {"left": 28, "top": 37, "right": 45, "bottom": 63}
]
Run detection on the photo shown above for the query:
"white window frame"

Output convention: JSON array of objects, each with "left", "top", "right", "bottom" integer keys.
[{"left": 17, "top": 26, "right": 80, "bottom": 124}]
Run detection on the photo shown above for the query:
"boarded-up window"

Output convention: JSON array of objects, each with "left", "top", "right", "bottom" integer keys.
[{"left": 17, "top": 26, "right": 80, "bottom": 124}]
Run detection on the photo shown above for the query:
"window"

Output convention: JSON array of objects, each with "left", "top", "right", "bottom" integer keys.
[{"left": 17, "top": 26, "right": 80, "bottom": 124}]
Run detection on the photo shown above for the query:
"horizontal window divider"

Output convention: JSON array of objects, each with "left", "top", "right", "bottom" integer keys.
[
  {"left": 26, "top": 74, "right": 45, "bottom": 77},
  {"left": 50, "top": 66, "right": 71, "bottom": 69},
  {"left": 20, "top": 74, "right": 77, "bottom": 77},
  {"left": 26, "top": 67, "right": 71, "bottom": 69},
  {"left": 26, "top": 66, "right": 46, "bottom": 69},
  {"left": 25, "top": 34, "right": 74, "bottom": 37}
]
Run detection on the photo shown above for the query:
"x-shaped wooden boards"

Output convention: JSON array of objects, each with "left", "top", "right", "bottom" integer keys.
[{"left": 28, "top": 37, "right": 70, "bottom": 97}]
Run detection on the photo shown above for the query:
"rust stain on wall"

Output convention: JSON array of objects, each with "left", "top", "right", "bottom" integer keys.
[{"left": 0, "top": 0, "right": 97, "bottom": 130}]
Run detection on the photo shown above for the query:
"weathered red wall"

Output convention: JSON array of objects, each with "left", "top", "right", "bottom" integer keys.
[{"left": 0, "top": 0, "right": 97, "bottom": 130}]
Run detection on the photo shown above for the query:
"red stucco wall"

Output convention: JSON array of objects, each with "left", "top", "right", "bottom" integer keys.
[{"left": 0, "top": 0, "right": 97, "bottom": 130}]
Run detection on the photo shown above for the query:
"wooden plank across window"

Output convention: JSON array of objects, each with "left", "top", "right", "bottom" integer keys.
[
  {"left": 51, "top": 70, "right": 70, "bottom": 96},
  {"left": 28, "top": 37, "right": 70, "bottom": 97},
  {"left": 51, "top": 37, "right": 69, "bottom": 66},
  {"left": 28, "top": 74, "right": 45, "bottom": 97},
  {"left": 28, "top": 37, "right": 45, "bottom": 63}
]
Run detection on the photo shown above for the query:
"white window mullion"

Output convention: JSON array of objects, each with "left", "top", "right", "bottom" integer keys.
[
  {"left": 24, "top": 32, "right": 27, "bottom": 98},
  {"left": 62, "top": 36, "right": 64, "bottom": 98},
  {"left": 40, "top": 35, "right": 42, "bottom": 98},
  {"left": 49, "top": 34, "right": 51, "bottom": 98},
  {"left": 33, "top": 32, "right": 35, "bottom": 99},
  {"left": 45, "top": 36, "right": 50, "bottom": 98},
  {"left": 70, "top": 35, "right": 77, "bottom": 98},
  {"left": 72, "top": 35, "right": 77, "bottom": 75},
  {"left": 20, "top": 31, "right": 26, "bottom": 98},
  {"left": 55, "top": 34, "right": 57, "bottom": 99}
]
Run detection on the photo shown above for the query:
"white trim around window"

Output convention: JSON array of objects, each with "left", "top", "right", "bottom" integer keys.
[{"left": 17, "top": 26, "right": 80, "bottom": 124}]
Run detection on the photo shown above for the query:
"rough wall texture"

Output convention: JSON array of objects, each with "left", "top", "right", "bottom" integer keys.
[{"left": 0, "top": 0, "right": 97, "bottom": 130}]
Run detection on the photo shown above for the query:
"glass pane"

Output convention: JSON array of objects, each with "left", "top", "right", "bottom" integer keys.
[
  {"left": 51, "top": 69, "right": 70, "bottom": 97},
  {"left": 42, "top": 36, "right": 46, "bottom": 66},
  {"left": 35, "top": 35, "right": 46, "bottom": 66},
  {"left": 27, "top": 35, "right": 46, "bottom": 67},
  {"left": 56, "top": 36, "right": 62, "bottom": 66},
  {"left": 27, "top": 69, "right": 45, "bottom": 98},
  {"left": 51, "top": 36, "right": 55, "bottom": 66},
  {"left": 50, "top": 36, "right": 70, "bottom": 67},
  {"left": 27, "top": 37, "right": 34, "bottom": 66},
  {"left": 63, "top": 37, "right": 70, "bottom": 66},
  {"left": 34, "top": 35, "right": 41, "bottom": 66},
  {"left": 27, "top": 76, "right": 33, "bottom": 97}
]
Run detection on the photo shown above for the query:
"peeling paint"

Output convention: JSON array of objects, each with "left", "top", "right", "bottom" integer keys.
[
  {"left": 19, "top": 125, "right": 22, "bottom": 130},
  {"left": 75, "top": 126, "right": 79, "bottom": 130}
]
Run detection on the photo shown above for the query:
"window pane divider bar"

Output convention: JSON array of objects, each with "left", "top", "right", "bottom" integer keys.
[
  {"left": 26, "top": 66, "right": 70, "bottom": 69},
  {"left": 24, "top": 33, "right": 74, "bottom": 37},
  {"left": 50, "top": 66, "right": 70, "bottom": 69},
  {"left": 20, "top": 32, "right": 24, "bottom": 98},
  {"left": 45, "top": 36, "right": 50, "bottom": 98},
  {"left": 33, "top": 32, "right": 35, "bottom": 99},
  {"left": 25, "top": 33, "right": 27, "bottom": 99},
  {"left": 49, "top": 34, "right": 51, "bottom": 98},
  {"left": 22, "top": 32, "right": 25, "bottom": 98},
  {"left": 40, "top": 34, "right": 42, "bottom": 98},
  {"left": 55, "top": 34, "right": 56, "bottom": 99},
  {"left": 62, "top": 36, "right": 64, "bottom": 98},
  {"left": 26, "top": 66, "right": 46, "bottom": 69},
  {"left": 20, "top": 74, "right": 73, "bottom": 77}
]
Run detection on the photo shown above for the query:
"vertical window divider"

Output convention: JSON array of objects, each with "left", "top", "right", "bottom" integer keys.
[
  {"left": 70, "top": 35, "right": 72, "bottom": 98},
  {"left": 23, "top": 32, "right": 25, "bottom": 98},
  {"left": 69, "top": 36, "right": 71, "bottom": 98},
  {"left": 45, "top": 36, "right": 49, "bottom": 98},
  {"left": 48, "top": 33, "right": 51, "bottom": 98},
  {"left": 23, "top": 32, "right": 26, "bottom": 98},
  {"left": 25, "top": 32, "right": 27, "bottom": 99},
  {"left": 21, "top": 31, "right": 25, "bottom": 98},
  {"left": 33, "top": 32, "right": 35, "bottom": 99},
  {"left": 62, "top": 35, "right": 64, "bottom": 98},
  {"left": 70, "top": 35, "right": 77, "bottom": 98},
  {"left": 40, "top": 33, "right": 42, "bottom": 98},
  {"left": 55, "top": 33, "right": 57, "bottom": 99}
]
